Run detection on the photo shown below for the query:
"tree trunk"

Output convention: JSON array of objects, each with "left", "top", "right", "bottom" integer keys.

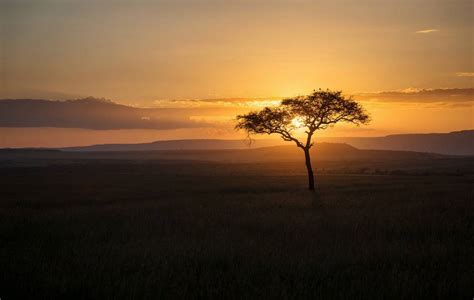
[{"left": 304, "top": 148, "right": 315, "bottom": 190}]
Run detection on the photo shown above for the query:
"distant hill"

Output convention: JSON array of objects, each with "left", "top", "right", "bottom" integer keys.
[
  {"left": 320, "top": 130, "right": 473, "bottom": 156},
  {"left": 2, "top": 143, "right": 445, "bottom": 165},
  {"left": 60, "top": 143, "right": 446, "bottom": 163},
  {"left": 63, "top": 139, "right": 282, "bottom": 152},
  {"left": 62, "top": 130, "right": 474, "bottom": 155},
  {"left": 249, "top": 143, "right": 444, "bottom": 162}
]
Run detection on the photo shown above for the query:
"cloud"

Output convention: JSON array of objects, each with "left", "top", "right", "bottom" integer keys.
[
  {"left": 153, "top": 88, "right": 474, "bottom": 108},
  {"left": 456, "top": 72, "right": 474, "bottom": 77},
  {"left": 355, "top": 88, "right": 474, "bottom": 106},
  {"left": 0, "top": 86, "right": 85, "bottom": 100},
  {"left": 415, "top": 29, "right": 439, "bottom": 34},
  {"left": 153, "top": 98, "right": 281, "bottom": 109},
  {"left": 0, "top": 97, "right": 213, "bottom": 130},
  {"left": 2, "top": 89, "right": 472, "bottom": 130}
]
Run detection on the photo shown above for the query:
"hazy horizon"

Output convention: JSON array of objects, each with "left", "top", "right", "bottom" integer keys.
[{"left": 0, "top": 92, "right": 473, "bottom": 147}]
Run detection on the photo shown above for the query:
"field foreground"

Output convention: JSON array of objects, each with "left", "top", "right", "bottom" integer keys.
[{"left": 1, "top": 155, "right": 473, "bottom": 299}]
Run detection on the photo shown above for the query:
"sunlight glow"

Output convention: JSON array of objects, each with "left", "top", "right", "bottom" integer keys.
[{"left": 291, "top": 117, "right": 303, "bottom": 128}]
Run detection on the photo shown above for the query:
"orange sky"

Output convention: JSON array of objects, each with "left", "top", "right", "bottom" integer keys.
[{"left": 0, "top": 0, "right": 472, "bottom": 147}]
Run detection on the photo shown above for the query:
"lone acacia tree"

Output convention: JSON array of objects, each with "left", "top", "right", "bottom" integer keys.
[{"left": 235, "top": 89, "right": 370, "bottom": 191}]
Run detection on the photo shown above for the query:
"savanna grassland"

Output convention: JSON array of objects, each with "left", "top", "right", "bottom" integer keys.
[{"left": 0, "top": 150, "right": 473, "bottom": 299}]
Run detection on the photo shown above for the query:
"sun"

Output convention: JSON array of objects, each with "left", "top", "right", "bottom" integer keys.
[{"left": 291, "top": 117, "right": 303, "bottom": 128}]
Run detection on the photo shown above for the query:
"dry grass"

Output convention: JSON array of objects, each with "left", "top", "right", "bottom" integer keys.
[{"left": 0, "top": 159, "right": 473, "bottom": 299}]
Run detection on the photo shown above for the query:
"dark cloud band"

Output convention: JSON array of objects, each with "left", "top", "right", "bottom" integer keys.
[{"left": 0, "top": 98, "right": 208, "bottom": 130}]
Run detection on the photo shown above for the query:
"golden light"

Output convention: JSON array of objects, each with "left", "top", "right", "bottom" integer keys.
[{"left": 291, "top": 117, "right": 303, "bottom": 128}]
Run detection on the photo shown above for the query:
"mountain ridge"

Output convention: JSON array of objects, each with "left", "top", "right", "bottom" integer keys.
[{"left": 61, "top": 130, "right": 474, "bottom": 155}]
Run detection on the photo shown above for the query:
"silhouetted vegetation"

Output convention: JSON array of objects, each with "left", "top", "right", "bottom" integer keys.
[
  {"left": 0, "top": 152, "right": 472, "bottom": 299},
  {"left": 236, "top": 89, "right": 369, "bottom": 190}
]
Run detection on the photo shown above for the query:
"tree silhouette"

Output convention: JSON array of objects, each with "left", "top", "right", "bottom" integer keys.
[{"left": 235, "top": 89, "right": 370, "bottom": 191}]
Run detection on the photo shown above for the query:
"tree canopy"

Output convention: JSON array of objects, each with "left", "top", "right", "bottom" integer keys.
[{"left": 235, "top": 89, "right": 370, "bottom": 150}]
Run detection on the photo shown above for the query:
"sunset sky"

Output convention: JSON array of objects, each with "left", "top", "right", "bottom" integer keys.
[{"left": 1, "top": 0, "right": 472, "bottom": 147}]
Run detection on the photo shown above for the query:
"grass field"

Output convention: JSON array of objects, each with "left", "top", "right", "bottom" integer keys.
[{"left": 1, "top": 154, "right": 473, "bottom": 299}]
